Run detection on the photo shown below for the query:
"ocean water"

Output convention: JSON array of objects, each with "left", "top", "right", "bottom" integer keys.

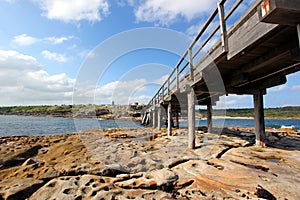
[
  {"left": 179, "top": 118, "right": 300, "bottom": 130},
  {"left": 0, "top": 115, "right": 142, "bottom": 136},
  {"left": 0, "top": 115, "right": 299, "bottom": 136}
]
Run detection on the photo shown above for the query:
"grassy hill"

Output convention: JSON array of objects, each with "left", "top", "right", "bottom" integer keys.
[
  {"left": 198, "top": 106, "right": 300, "bottom": 119},
  {"left": 0, "top": 105, "right": 299, "bottom": 119}
]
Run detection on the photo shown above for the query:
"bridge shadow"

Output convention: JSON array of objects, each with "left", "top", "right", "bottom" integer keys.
[
  {"left": 266, "top": 134, "right": 300, "bottom": 151},
  {"left": 196, "top": 126, "right": 300, "bottom": 151}
]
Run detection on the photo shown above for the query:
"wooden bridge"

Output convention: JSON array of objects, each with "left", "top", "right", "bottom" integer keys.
[{"left": 145, "top": 0, "right": 300, "bottom": 149}]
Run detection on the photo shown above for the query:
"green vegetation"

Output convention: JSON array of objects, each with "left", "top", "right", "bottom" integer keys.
[
  {"left": 0, "top": 105, "right": 112, "bottom": 117},
  {"left": 0, "top": 105, "right": 299, "bottom": 119},
  {"left": 198, "top": 106, "right": 300, "bottom": 119}
]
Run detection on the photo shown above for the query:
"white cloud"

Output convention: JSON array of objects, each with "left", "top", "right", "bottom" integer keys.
[
  {"left": 94, "top": 79, "right": 148, "bottom": 104},
  {"left": 0, "top": 50, "right": 75, "bottom": 105},
  {"left": 268, "top": 85, "right": 288, "bottom": 92},
  {"left": 216, "top": 94, "right": 252, "bottom": 109},
  {"left": 12, "top": 34, "right": 73, "bottom": 46},
  {"left": 134, "top": 0, "right": 218, "bottom": 26},
  {"left": 41, "top": 50, "right": 67, "bottom": 63},
  {"left": 45, "top": 36, "right": 74, "bottom": 44},
  {"left": 13, "top": 34, "right": 39, "bottom": 46},
  {"left": 0, "top": 50, "right": 41, "bottom": 71},
  {"left": 291, "top": 85, "right": 300, "bottom": 91},
  {"left": 35, "top": 0, "right": 109, "bottom": 23},
  {"left": 153, "top": 74, "right": 169, "bottom": 85}
]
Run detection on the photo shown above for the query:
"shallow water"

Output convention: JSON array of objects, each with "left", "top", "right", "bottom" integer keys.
[
  {"left": 0, "top": 115, "right": 142, "bottom": 136},
  {"left": 0, "top": 115, "right": 299, "bottom": 136},
  {"left": 179, "top": 118, "right": 300, "bottom": 131}
]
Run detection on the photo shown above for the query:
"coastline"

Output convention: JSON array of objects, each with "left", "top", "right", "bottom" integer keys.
[{"left": 0, "top": 127, "right": 299, "bottom": 199}]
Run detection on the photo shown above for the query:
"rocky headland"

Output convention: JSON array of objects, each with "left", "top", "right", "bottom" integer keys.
[{"left": 0, "top": 127, "right": 299, "bottom": 199}]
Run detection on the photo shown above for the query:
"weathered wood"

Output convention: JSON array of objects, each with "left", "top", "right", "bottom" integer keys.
[
  {"left": 176, "top": 67, "right": 179, "bottom": 91},
  {"left": 157, "top": 106, "right": 162, "bottom": 131},
  {"left": 253, "top": 90, "right": 266, "bottom": 147},
  {"left": 175, "top": 111, "right": 179, "bottom": 128},
  {"left": 188, "top": 48, "right": 194, "bottom": 81},
  {"left": 152, "top": 107, "right": 156, "bottom": 129},
  {"left": 227, "top": 3, "right": 278, "bottom": 60},
  {"left": 227, "top": 75, "right": 287, "bottom": 94},
  {"left": 218, "top": 2, "right": 228, "bottom": 52},
  {"left": 188, "top": 89, "right": 195, "bottom": 149},
  {"left": 167, "top": 102, "right": 172, "bottom": 136},
  {"left": 207, "top": 102, "right": 213, "bottom": 133},
  {"left": 259, "top": 0, "right": 300, "bottom": 25},
  {"left": 297, "top": 24, "right": 300, "bottom": 48}
]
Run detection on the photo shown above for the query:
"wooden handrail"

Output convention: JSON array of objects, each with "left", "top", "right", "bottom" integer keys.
[{"left": 148, "top": 0, "right": 244, "bottom": 108}]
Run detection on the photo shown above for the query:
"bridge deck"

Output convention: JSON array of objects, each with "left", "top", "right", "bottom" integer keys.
[{"left": 147, "top": 0, "right": 300, "bottom": 148}]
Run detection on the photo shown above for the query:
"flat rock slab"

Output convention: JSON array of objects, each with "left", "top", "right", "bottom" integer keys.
[
  {"left": 0, "top": 178, "right": 44, "bottom": 200},
  {"left": 29, "top": 174, "right": 174, "bottom": 200}
]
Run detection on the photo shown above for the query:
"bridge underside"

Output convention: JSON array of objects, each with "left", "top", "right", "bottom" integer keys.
[{"left": 148, "top": 0, "right": 300, "bottom": 149}]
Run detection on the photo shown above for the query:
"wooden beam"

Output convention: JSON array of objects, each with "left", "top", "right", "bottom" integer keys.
[
  {"left": 253, "top": 90, "right": 266, "bottom": 147},
  {"left": 187, "top": 89, "right": 196, "bottom": 149},
  {"left": 227, "top": 3, "right": 278, "bottom": 60},
  {"left": 259, "top": 0, "right": 300, "bottom": 25},
  {"left": 240, "top": 38, "right": 298, "bottom": 74},
  {"left": 227, "top": 75, "right": 287, "bottom": 94},
  {"left": 167, "top": 102, "right": 172, "bottom": 136}
]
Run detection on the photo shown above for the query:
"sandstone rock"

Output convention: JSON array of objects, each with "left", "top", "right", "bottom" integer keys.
[
  {"left": 149, "top": 168, "right": 178, "bottom": 187},
  {"left": 0, "top": 178, "right": 44, "bottom": 200}
]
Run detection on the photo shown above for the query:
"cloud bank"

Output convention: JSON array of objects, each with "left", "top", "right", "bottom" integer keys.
[{"left": 35, "top": 0, "right": 109, "bottom": 23}]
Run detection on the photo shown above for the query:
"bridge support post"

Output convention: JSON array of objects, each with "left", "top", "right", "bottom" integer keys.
[
  {"left": 152, "top": 106, "right": 156, "bottom": 129},
  {"left": 253, "top": 90, "right": 266, "bottom": 147},
  {"left": 188, "top": 89, "right": 196, "bottom": 149},
  {"left": 167, "top": 102, "right": 172, "bottom": 136},
  {"left": 157, "top": 105, "right": 162, "bottom": 131},
  {"left": 207, "top": 102, "right": 213, "bottom": 133},
  {"left": 175, "top": 111, "right": 179, "bottom": 128}
]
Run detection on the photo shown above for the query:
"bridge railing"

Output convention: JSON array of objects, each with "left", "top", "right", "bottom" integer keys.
[{"left": 148, "top": 0, "right": 246, "bottom": 108}]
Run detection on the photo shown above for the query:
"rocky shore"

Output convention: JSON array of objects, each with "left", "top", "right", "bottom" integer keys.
[{"left": 0, "top": 127, "right": 299, "bottom": 199}]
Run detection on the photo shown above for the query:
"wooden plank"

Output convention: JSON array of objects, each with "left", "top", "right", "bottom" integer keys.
[{"left": 227, "top": 4, "right": 278, "bottom": 60}]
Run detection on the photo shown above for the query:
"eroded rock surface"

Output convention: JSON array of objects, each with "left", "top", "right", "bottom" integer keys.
[{"left": 0, "top": 127, "right": 299, "bottom": 199}]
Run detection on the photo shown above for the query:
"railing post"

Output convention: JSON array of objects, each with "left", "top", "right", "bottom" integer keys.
[
  {"left": 218, "top": 0, "right": 228, "bottom": 52},
  {"left": 176, "top": 67, "right": 179, "bottom": 91},
  {"left": 188, "top": 48, "right": 194, "bottom": 82},
  {"left": 162, "top": 85, "right": 165, "bottom": 101},
  {"left": 297, "top": 24, "right": 300, "bottom": 48},
  {"left": 168, "top": 78, "right": 170, "bottom": 94}
]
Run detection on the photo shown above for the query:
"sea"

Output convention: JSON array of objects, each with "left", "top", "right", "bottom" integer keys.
[{"left": 0, "top": 115, "right": 299, "bottom": 137}]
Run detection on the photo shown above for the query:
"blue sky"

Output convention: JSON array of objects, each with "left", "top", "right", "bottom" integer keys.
[{"left": 0, "top": 0, "right": 299, "bottom": 108}]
